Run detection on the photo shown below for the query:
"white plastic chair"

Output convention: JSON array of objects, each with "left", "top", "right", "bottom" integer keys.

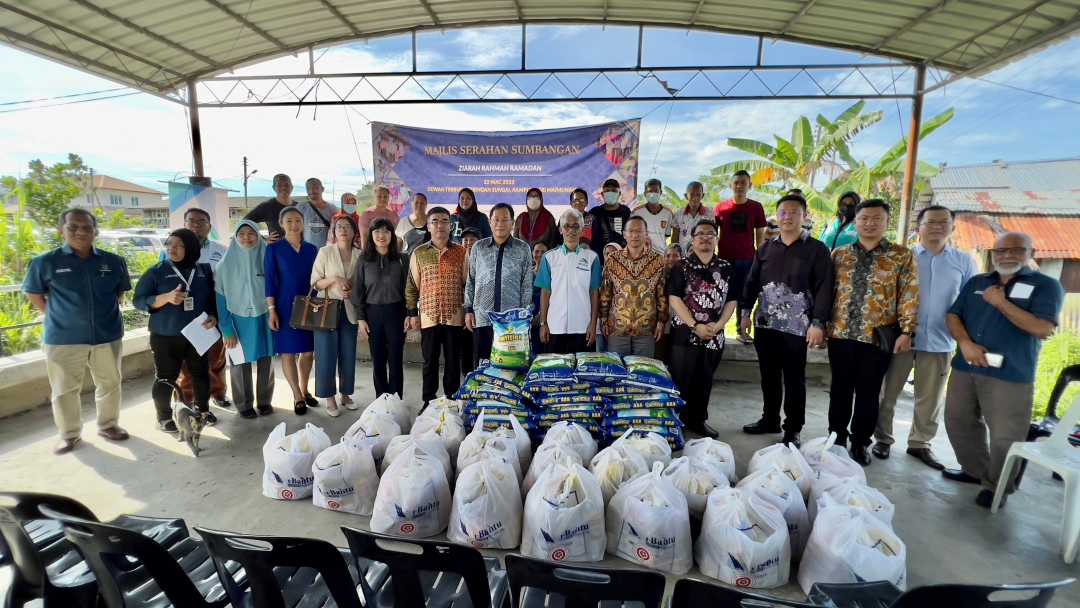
[{"left": 992, "top": 394, "right": 1080, "bottom": 563}]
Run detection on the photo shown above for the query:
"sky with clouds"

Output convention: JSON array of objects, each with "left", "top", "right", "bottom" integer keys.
[{"left": 1, "top": 24, "right": 1079, "bottom": 201}]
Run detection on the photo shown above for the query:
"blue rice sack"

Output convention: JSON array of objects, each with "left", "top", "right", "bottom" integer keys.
[
  {"left": 523, "top": 380, "right": 592, "bottom": 399},
  {"left": 606, "top": 408, "right": 683, "bottom": 428},
  {"left": 457, "top": 389, "right": 523, "bottom": 408},
  {"left": 525, "top": 354, "right": 577, "bottom": 383},
  {"left": 488, "top": 308, "right": 532, "bottom": 371},
  {"left": 462, "top": 400, "right": 529, "bottom": 418},
  {"left": 590, "top": 384, "right": 653, "bottom": 397},
  {"left": 608, "top": 394, "right": 686, "bottom": 411},
  {"left": 537, "top": 393, "right": 609, "bottom": 408},
  {"left": 536, "top": 406, "right": 605, "bottom": 422},
  {"left": 461, "top": 366, "right": 526, "bottom": 396},
  {"left": 574, "top": 352, "right": 629, "bottom": 383},
  {"left": 622, "top": 355, "right": 679, "bottom": 394}
]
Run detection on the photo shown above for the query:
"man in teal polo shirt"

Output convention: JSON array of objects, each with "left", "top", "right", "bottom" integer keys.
[
  {"left": 942, "top": 232, "right": 1064, "bottom": 508},
  {"left": 23, "top": 208, "right": 133, "bottom": 454}
]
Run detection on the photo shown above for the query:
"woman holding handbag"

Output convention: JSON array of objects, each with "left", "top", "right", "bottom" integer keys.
[
  {"left": 351, "top": 217, "right": 410, "bottom": 399},
  {"left": 265, "top": 206, "right": 319, "bottom": 415},
  {"left": 310, "top": 215, "right": 362, "bottom": 416}
]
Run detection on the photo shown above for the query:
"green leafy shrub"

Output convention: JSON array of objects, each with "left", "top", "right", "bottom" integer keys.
[{"left": 1034, "top": 329, "right": 1080, "bottom": 420}]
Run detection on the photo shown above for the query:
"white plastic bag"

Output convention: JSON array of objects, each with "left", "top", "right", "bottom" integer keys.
[
  {"left": 370, "top": 450, "right": 452, "bottom": 538},
  {"left": 362, "top": 393, "right": 412, "bottom": 433},
  {"left": 590, "top": 444, "right": 649, "bottom": 506},
  {"left": 695, "top": 487, "right": 791, "bottom": 589},
  {"left": 614, "top": 429, "right": 672, "bottom": 469},
  {"left": 606, "top": 462, "right": 693, "bottom": 574},
  {"left": 312, "top": 441, "right": 379, "bottom": 515},
  {"left": 798, "top": 505, "right": 907, "bottom": 594},
  {"left": 411, "top": 409, "right": 466, "bottom": 460},
  {"left": 424, "top": 396, "right": 463, "bottom": 415},
  {"left": 747, "top": 443, "right": 814, "bottom": 500},
  {"left": 682, "top": 438, "right": 738, "bottom": 484},
  {"left": 809, "top": 477, "right": 895, "bottom": 526},
  {"left": 737, "top": 463, "right": 810, "bottom": 558},
  {"left": 383, "top": 435, "right": 453, "bottom": 481},
  {"left": 456, "top": 432, "right": 523, "bottom": 483},
  {"left": 459, "top": 412, "right": 532, "bottom": 474},
  {"left": 800, "top": 434, "right": 867, "bottom": 485},
  {"left": 541, "top": 421, "right": 598, "bottom": 463},
  {"left": 522, "top": 442, "right": 583, "bottom": 497},
  {"left": 521, "top": 462, "right": 606, "bottom": 563},
  {"left": 491, "top": 413, "right": 533, "bottom": 472},
  {"left": 262, "top": 422, "right": 332, "bottom": 500},
  {"left": 448, "top": 459, "right": 523, "bottom": 549},
  {"left": 344, "top": 411, "right": 401, "bottom": 471},
  {"left": 663, "top": 456, "right": 729, "bottom": 518}
]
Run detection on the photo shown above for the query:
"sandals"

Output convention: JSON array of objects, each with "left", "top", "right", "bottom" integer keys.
[{"left": 294, "top": 400, "right": 307, "bottom": 415}]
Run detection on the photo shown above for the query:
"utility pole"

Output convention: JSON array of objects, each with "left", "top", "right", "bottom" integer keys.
[{"left": 243, "top": 156, "right": 257, "bottom": 211}]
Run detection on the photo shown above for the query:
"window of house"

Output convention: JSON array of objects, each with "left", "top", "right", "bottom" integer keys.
[
  {"left": 109, "top": 194, "right": 122, "bottom": 206},
  {"left": 131, "top": 196, "right": 139, "bottom": 206}
]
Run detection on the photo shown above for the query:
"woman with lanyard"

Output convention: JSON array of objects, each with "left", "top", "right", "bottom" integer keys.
[
  {"left": 215, "top": 220, "right": 276, "bottom": 419},
  {"left": 134, "top": 228, "right": 218, "bottom": 432},
  {"left": 310, "top": 215, "right": 362, "bottom": 417},
  {"left": 513, "top": 187, "right": 558, "bottom": 251},
  {"left": 265, "top": 206, "right": 319, "bottom": 415},
  {"left": 351, "top": 217, "right": 410, "bottom": 399},
  {"left": 450, "top": 187, "right": 491, "bottom": 243},
  {"left": 819, "top": 191, "right": 861, "bottom": 251}
]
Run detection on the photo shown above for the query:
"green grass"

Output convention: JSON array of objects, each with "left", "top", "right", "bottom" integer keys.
[{"left": 1034, "top": 329, "right": 1080, "bottom": 420}]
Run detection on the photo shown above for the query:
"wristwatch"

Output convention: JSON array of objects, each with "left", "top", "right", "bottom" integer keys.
[{"left": 540, "top": 321, "right": 547, "bottom": 327}]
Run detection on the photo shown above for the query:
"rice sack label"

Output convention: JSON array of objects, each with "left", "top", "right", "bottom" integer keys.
[
  {"left": 606, "top": 408, "right": 682, "bottom": 428},
  {"left": 590, "top": 383, "right": 652, "bottom": 396},
  {"left": 538, "top": 394, "right": 608, "bottom": 408},
  {"left": 537, "top": 406, "right": 605, "bottom": 422},
  {"left": 622, "top": 355, "right": 680, "bottom": 393},
  {"left": 574, "top": 352, "right": 629, "bottom": 383},
  {"left": 488, "top": 308, "right": 532, "bottom": 371},
  {"left": 523, "top": 380, "right": 592, "bottom": 399},
  {"left": 526, "top": 353, "right": 577, "bottom": 382},
  {"left": 460, "top": 366, "right": 526, "bottom": 396}
]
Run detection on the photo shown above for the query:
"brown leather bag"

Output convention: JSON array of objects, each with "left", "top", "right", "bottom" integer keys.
[{"left": 289, "top": 287, "right": 340, "bottom": 331}]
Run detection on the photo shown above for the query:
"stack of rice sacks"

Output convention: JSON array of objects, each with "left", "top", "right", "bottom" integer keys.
[
  {"left": 454, "top": 365, "right": 533, "bottom": 436},
  {"left": 523, "top": 354, "right": 603, "bottom": 444},
  {"left": 596, "top": 355, "right": 685, "bottom": 451}
]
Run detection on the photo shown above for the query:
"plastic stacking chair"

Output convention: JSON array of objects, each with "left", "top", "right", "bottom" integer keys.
[
  {"left": 670, "top": 577, "right": 815, "bottom": 608},
  {"left": 39, "top": 505, "right": 243, "bottom": 608},
  {"left": 1014, "top": 366, "right": 1080, "bottom": 488},
  {"left": 808, "top": 578, "right": 1074, "bottom": 608},
  {"left": 0, "top": 491, "right": 187, "bottom": 608},
  {"left": 806, "top": 581, "right": 906, "bottom": 607},
  {"left": 341, "top": 526, "right": 508, "bottom": 608},
  {"left": 991, "top": 394, "right": 1080, "bottom": 563},
  {"left": 506, "top": 553, "right": 667, "bottom": 608},
  {"left": 196, "top": 527, "right": 390, "bottom": 608}
]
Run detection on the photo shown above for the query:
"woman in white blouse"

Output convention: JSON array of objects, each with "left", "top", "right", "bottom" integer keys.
[{"left": 310, "top": 215, "right": 362, "bottom": 416}]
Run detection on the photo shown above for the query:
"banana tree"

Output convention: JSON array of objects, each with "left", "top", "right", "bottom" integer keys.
[{"left": 0, "top": 187, "right": 46, "bottom": 281}]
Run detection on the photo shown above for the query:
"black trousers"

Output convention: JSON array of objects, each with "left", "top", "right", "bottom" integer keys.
[
  {"left": 729, "top": 258, "right": 753, "bottom": 318},
  {"left": 421, "top": 324, "right": 462, "bottom": 404},
  {"left": 548, "top": 333, "right": 588, "bottom": 355},
  {"left": 827, "top": 338, "right": 893, "bottom": 447},
  {"left": 754, "top": 327, "right": 808, "bottom": 432},
  {"left": 670, "top": 343, "right": 724, "bottom": 427},
  {"left": 368, "top": 303, "right": 406, "bottom": 399},
  {"left": 457, "top": 326, "right": 475, "bottom": 377},
  {"left": 473, "top": 325, "right": 495, "bottom": 369},
  {"left": 149, "top": 332, "right": 210, "bottom": 422}
]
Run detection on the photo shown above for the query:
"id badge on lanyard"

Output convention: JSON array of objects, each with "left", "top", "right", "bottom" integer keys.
[{"left": 172, "top": 264, "right": 196, "bottom": 312}]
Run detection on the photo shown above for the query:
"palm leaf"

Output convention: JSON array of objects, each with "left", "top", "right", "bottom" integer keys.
[
  {"left": 773, "top": 137, "right": 799, "bottom": 168},
  {"left": 725, "top": 138, "right": 778, "bottom": 161},
  {"left": 833, "top": 100, "right": 866, "bottom": 124},
  {"left": 710, "top": 159, "right": 788, "bottom": 178},
  {"left": 791, "top": 117, "right": 814, "bottom": 166},
  {"left": 751, "top": 167, "right": 791, "bottom": 186},
  {"left": 876, "top": 108, "right": 955, "bottom": 169}
]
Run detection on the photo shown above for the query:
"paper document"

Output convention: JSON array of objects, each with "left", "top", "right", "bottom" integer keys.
[
  {"left": 181, "top": 312, "right": 221, "bottom": 355},
  {"left": 226, "top": 342, "right": 246, "bottom": 365},
  {"left": 1010, "top": 283, "right": 1033, "bottom": 299}
]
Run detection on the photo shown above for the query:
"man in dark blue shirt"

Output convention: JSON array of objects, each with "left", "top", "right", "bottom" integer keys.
[
  {"left": 22, "top": 208, "right": 132, "bottom": 454},
  {"left": 941, "top": 232, "right": 1064, "bottom": 508}
]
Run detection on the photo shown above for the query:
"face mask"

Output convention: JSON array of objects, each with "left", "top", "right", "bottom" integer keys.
[
  {"left": 841, "top": 205, "right": 856, "bottom": 220},
  {"left": 603, "top": 191, "right": 619, "bottom": 205},
  {"left": 343, "top": 204, "right": 356, "bottom": 214},
  {"left": 527, "top": 197, "right": 542, "bottom": 210},
  {"left": 645, "top": 192, "right": 660, "bottom": 205}
]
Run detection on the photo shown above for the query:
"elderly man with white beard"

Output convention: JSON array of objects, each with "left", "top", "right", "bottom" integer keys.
[{"left": 942, "top": 232, "right": 1064, "bottom": 508}]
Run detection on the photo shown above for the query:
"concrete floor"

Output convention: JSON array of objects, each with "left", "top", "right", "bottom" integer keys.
[{"left": 0, "top": 360, "right": 1077, "bottom": 606}]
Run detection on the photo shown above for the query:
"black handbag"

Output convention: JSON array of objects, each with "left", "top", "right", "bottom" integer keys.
[
  {"left": 289, "top": 287, "right": 340, "bottom": 331},
  {"left": 873, "top": 322, "right": 902, "bottom": 354}
]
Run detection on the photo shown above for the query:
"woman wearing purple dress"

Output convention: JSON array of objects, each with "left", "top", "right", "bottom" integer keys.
[{"left": 265, "top": 206, "right": 319, "bottom": 414}]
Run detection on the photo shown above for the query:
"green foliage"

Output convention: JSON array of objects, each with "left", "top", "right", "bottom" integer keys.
[
  {"left": 0, "top": 189, "right": 47, "bottom": 282},
  {"left": 1, "top": 154, "right": 92, "bottom": 231},
  {"left": 92, "top": 208, "right": 149, "bottom": 229},
  {"left": 1034, "top": 330, "right": 1080, "bottom": 420}
]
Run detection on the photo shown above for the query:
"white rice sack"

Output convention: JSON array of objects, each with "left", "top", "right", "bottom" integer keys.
[
  {"left": 344, "top": 412, "right": 401, "bottom": 471},
  {"left": 541, "top": 421, "right": 598, "bottom": 463},
  {"left": 809, "top": 477, "right": 895, "bottom": 527},
  {"left": 606, "top": 462, "right": 693, "bottom": 574},
  {"left": 262, "top": 422, "right": 332, "bottom": 500},
  {"left": 800, "top": 433, "right": 867, "bottom": 485},
  {"left": 383, "top": 435, "right": 453, "bottom": 482},
  {"left": 411, "top": 409, "right": 466, "bottom": 460},
  {"left": 613, "top": 429, "right": 672, "bottom": 470},
  {"left": 370, "top": 450, "right": 453, "bottom": 538},
  {"left": 311, "top": 441, "right": 379, "bottom": 515},
  {"left": 449, "top": 459, "right": 523, "bottom": 549},
  {"left": 662, "top": 456, "right": 730, "bottom": 518},
  {"left": 737, "top": 463, "right": 810, "bottom": 558},
  {"left": 362, "top": 393, "right": 412, "bottom": 433},
  {"left": 798, "top": 505, "right": 907, "bottom": 594},
  {"left": 695, "top": 487, "right": 791, "bottom": 589},
  {"left": 523, "top": 442, "right": 583, "bottom": 498},
  {"left": 682, "top": 437, "right": 738, "bottom": 484},
  {"left": 521, "top": 462, "right": 606, "bottom": 563},
  {"left": 590, "top": 444, "right": 649, "bottom": 507},
  {"left": 747, "top": 443, "right": 814, "bottom": 501}
]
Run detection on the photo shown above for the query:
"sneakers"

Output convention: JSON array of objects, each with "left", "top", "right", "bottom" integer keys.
[
  {"left": 257, "top": 404, "right": 274, "bottom": 416},
  {"left": 239, "top": 409, "right": 258, "bottom": 419},
  {"left": 157, "top": 420, "right": 178, "bottom": 433}
]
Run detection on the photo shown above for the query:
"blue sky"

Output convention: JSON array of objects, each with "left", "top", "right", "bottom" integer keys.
[{"left": 1, "top": 25, "right": 1079, "bottom": 201}]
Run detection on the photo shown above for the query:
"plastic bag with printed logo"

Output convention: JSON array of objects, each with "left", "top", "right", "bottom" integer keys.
[
  {"left": 523, "top": 441, "right": 583, "bottom": 498},
  {"left": 662, "top": 456, "right": 729, "bottom": 518},
  {"left": 411, "top": 408, "right": 466, "bottom": 460},
  {"left": 311, "top": 440, "right": 379, "bottom": 515},
  {"left": 590, "top": 444, "right": 649, "bottom": 506},
  {"left": 344, "top": 412, "right": 401, "bottom": 472},
  {"left": 521, "top": 462, "right": 606, "bottom": 563},
  {"left": 382, "top": 435, "right": 452, "bottom": 481},
  {"left": 541, "top": 420, "right": 598, "bottom": 463},
  {"left": 614, "top": 429, "right": 672, "bottom": 470},
  {"left": 606, "top": 462, "right": 692, "bottom": 574},
  {"left": 362, "top": 393, "right": 413, "bottom": 433},
  {"left": 370, "top": 449, "right": 453, "bottom": 538},
  {"left": 694, "top": 487, "right": 791, "bottom": 589},
  {"left": 457, "top": 430, "right": 523, "bottom": 484},
  {"left": 737, "top": 463, "right": 810, "bottom": 558},
  {"left": 797, "top": 504, "right": 907, "bottom": 594},
  {"left": 809, "top": 476, "right": 895, "bottom": 527},
  {"left": 747, "top": 443, "right": 814, "bottom": 501},
  {"left": 262, "top": 422, "right": 332, "bottom": 500},
  {"left": 448, "top": 459, "right": 523, "bottom": 549},
  {"left": 682, "top": 437, "right": 738, "bottom": 484}
]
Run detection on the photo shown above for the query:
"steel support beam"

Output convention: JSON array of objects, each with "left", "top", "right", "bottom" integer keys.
[
  {"left": 898, "top": 64, "right": 926, "bottom": 243},
  {"left": 873, "top": 0, "right": 960, "bottom": 51},
  {"left": 777, "top": 0, "right": 821, "bottom": 38},
  {"left": 925, "top": 0, "right": 1056, "bottom": 64},
  {"left": 188, "top": 81, "right": 205, "bottom": 178},
  {"left": 201, "top": 0, "right": 286, "bottom": 50},
  {"left": 67, "top": 0, "right": 220, "bottom": 68},
  {"left": 313, "top": 0, "right": 362, "bottom": 37},
  {"left": 416, "top": 0, "right": 440, "bottom": 25}
]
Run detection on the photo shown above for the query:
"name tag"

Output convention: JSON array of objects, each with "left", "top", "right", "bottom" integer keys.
[
  {"left": 56, "top": 268, "right": 72, "bottom": 273},
  {"left": 1011, "top": 283, "right": 1034, "bottom": 299},
  {"left": 310, "top": 222, "right": 325, "bottom": 229},
  {"left": 184, "top": 296, "right": 194, "bottom": 312}
]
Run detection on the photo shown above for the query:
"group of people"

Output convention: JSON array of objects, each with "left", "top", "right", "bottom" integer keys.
[{"left": 25, "top": 171, "right": 1065, "bottom": 511}]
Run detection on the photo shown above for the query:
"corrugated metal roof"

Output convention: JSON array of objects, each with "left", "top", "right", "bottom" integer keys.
[
  {"left": 2, "top": 1, "right": 1080, "bottom": 97},
  {"left": 930, "top": 189, "right": 1080, "bottom": 216},
  {"left": 930, "top": 158, "right": 1080, "bottom": 190},
  {"left": 952, "top": 215, "right": 1080, "bottom": 259},
  {"left": 92, "top": 175, "right": 165, "bottom": 195}
]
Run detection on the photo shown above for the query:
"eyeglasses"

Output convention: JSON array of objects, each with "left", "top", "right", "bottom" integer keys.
[
  {"left": 562, "top": 224, "right": 583, "bottom": 233},
  {"left": 185, "top": 219, "right": 210, "bottom": 227},
  {"left": 429, "top": 220, "right": 451, "bottom": 227},
  {"left": 571, "top": 198, "right": 588, "bottom": 205},
  {"left": 335, "top": 224, "right": 354, "bottom": 232},
  {"left": 625, "top": 229, "right": 646, "bottom": 235},
  {"left": 693, "top": 233, "right": 716, "bottom": 241},
  {"left": 64, "top": 224, "right": 96, "bottom": 234},
  {"left": 991, "top": 246, "right": 1030, "bottom": 256},
  {"left": 165, "top": 243, "right": 185, "bottom": 250},
  {"left": 776, "top": 210, "right": 804, "bottom": 218}
]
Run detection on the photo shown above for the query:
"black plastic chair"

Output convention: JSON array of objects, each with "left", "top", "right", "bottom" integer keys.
[
  {"left": 671, "top": 578, "right": 816, "bottom": 608},
  {"left": 341, "top": 526, "right": 508, "bottom": 608},
  {"left": 0, "top": 491, "right": 187, "bottom": 608},
  {"left": 39, "top": 505, "right": 244, "bottom": 608},
  {"left": 506, "top": 553, "right": 667, "bottom": 608},
  {"left": 196, "top": 526, "right": 390, "bottom": 608},
  {"left": 808, "top": 579, "right": 1074, "bottom": 607},
  {"left": 806, "top": 581, "right": 904, "bottom": 607}
]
